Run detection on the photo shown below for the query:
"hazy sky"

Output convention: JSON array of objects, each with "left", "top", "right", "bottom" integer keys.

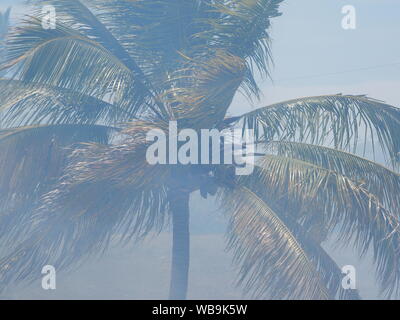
[{"left": 0, "top": 0, "right": 398, "bottom": 300}]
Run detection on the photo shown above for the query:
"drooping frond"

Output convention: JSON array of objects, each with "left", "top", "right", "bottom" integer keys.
[
  {"left": 0, "top": 124, "right": 115, "bottom": 243},
  {"left": 214, "top": 164, "right": 361, "bottom": 300},
  {"left": 29, "top": 0, "right": 145, "bottom": 70},
  {"left": 26, "top": 0, "right": 163, "bottom": 100},
  {"left": 2, "top": 17, "right": 167, "bottom": 119},
  {"left": 0, "top": 121, "right": 171, "bottom": 288},
  {"left": 238, "top": 155, "right": 400, "bottom": 297},
  {"left": 268, "top": 141, "right": 400, "bottom": 212},
  {"left": 238, "top": 95, "right": 400, "bottom": 165},
  {"left": 218, "top": 185, "right": 330, "bottom": 299},
  {"left": 0, "top": 79, "right": 134, "bottom": 127},
  {"left": 0, "top": 123, "right": 114, "bottom": 205},
  {"left": 279, "top": 213, "right": 361, "bottom": 300}
]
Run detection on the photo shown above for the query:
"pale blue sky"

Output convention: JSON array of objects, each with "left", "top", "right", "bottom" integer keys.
[
  {"left": 271, "top": 0, "right": 400, "bottom": 85},
  {"left": 230, "top": 0, "right": 400, "bottom": 113}
]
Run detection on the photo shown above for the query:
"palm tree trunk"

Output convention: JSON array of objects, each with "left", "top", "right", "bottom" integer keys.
[{"left": 168, "top": 191, "right": 190, "bottom": 300}]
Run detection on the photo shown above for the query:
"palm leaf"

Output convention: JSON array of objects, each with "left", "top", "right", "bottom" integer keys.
[
  {"left": 268, "top": 141, "right": 400, "bottom": 212},
  {"left": 0, "top": 124, "right": 116, "bottom": 245},
  {"left": 280, "top": 213, "right": 361, "bottom": 300},
  {"left": 238, "top": 155, "right": 400, "bottom": 297},
  {"left": 2, "top": 17, "right": 166, "bottom": 119},
  {"left": 27, "top": 0, "right": 167, "bottom": 112},
  {"left": 0, "top": 79, "right": 134, "bottom": 127},
  {"left": 218, "top": 185, "right": 329, "bottom": 299},
  {"left": 0, "top": 122, "right": 171, "bottom": 288},
  {"left": 238, "top": 95, "right": 400, "bottom": 165}
]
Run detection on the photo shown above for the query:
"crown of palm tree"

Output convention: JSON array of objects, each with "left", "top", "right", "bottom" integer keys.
[{"left": 0, "top": 0, "right": 399, "bottom": 300}]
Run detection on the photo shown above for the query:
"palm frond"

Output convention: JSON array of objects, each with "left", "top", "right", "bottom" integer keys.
[
  {"left": 0, "top": 124, "right": 115, "bottom": 244},
  {"left": 0, "top": 121, "right": 171, "bottom": 288},
  {"left": 27, "top": 0, "right": 211, "bottom": 98},
  {"left": 281, "top": 213, "right": 361, "bottom": 300},
  {"left": 218, "top": 185, "right": 329, "bottom": 299},
  {"left": 2, "top": 17, "right": 166, "bottom": 119},
  {"left": 27, "top": 0, "right": 165, "bottom": 105},
  {"left": 268, "top": 141, "right": 400, "bottom": 212},
  {"left": 238, "top": 155, "right": 400, "bottom": 297},
  {"left": 238, "top": 95, "right": 400, "bottom": 165},
  {"left": 0, "top": 79, "right": 135, "bottom": 127},
  {"left": 29, "top": 0, "right": 148, "bottom": 71},
  {"left": 0, "top": 123, "right": 114, "bottom": 204}
]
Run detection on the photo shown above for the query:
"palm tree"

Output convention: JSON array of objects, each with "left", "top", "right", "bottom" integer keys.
[{"left": 0, "top": 0, "right": 399, "bottom": 300}]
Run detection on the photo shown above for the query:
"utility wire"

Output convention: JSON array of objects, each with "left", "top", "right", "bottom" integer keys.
[{"left": 273, "top": 61, "right": 400, "bottom": 83}]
